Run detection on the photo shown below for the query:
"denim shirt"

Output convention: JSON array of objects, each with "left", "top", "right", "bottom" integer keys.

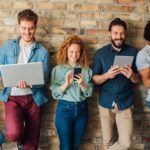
[
  {"left": 0, "top": 37, "right": 50, "bottom": 107},
  {"left": 92, "top": 44, "right": 138, "bottom": 110},
  {"left": 50, "top": 64, "right": 93, "bottom": 102}
]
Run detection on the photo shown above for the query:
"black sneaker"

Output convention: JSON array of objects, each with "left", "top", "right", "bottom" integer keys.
[{"left": 17, "top": 142, "right": 24, "bottom": 150}]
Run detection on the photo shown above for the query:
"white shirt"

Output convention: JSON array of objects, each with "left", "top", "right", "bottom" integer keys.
[{"left": 10, "top": 41, "right": 34, "bottom": 96}]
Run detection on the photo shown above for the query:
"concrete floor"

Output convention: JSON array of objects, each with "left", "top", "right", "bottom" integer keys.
[{"left": 2, "top": 142, "right": 16, "bottom": 150}]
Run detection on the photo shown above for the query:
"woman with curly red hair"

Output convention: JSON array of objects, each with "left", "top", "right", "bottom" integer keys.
[{"left": 50, "top": 35, "right": 93, "bottom": 150}]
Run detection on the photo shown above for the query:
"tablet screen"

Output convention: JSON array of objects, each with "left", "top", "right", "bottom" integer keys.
[{"left": 113, "top": 56, "right": 134, "bottom": 67}]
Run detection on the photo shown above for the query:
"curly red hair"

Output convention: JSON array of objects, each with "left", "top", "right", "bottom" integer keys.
[{"left": 57, "top": 35, "right": 90, "bottom": 67}]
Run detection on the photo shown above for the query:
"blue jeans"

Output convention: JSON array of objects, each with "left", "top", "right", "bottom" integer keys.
[{"left": 55, "top": 100, "right": 89, "bottom": 150}]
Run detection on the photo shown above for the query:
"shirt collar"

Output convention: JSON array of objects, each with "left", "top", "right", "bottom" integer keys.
[{"left": 14, "top": 37, "right": 39, "bottom": 50}]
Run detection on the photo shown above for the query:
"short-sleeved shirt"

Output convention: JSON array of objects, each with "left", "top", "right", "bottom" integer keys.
[
  {"left": 92, "top": 44, "right": 138, "bottom": 110},
  {"left": 136, "top": 45, "right": 150, "bottom": 102}
]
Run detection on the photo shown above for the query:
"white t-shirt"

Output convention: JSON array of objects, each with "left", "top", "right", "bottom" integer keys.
[
  {"left": 136, "top": 45, "right": 150, "bottom": 101},
  {"left": 10, "top": 41, "right": 35, "bottom": 96}
]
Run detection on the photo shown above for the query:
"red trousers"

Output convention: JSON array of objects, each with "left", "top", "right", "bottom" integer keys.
[{"left": 5, "top": 95, "right": 41, "bottom": 150}]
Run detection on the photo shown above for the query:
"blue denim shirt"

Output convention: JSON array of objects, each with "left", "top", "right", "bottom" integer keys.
[
  {"left": 92, "top": 44, "right": 138, "bottom": 110},
  {"left": 0, "top": 37, "right": 50, "bottom": 107}
]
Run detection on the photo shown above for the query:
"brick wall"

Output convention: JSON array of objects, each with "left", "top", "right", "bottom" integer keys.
[{"left": 0, "top": 0, "right": 150, "bottom": 150}]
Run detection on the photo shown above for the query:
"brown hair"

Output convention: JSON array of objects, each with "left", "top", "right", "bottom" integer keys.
[
  {"left": 18, "top": 9, "right": 38, "bottom": 26},
  {"left": 57, "top": 35, "right": 90, "bottom": 67}
]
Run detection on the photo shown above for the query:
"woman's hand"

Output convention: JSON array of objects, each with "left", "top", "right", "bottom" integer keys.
[
  {"left": 60, "top": 71, "right": 73, "bottom": 93},
  {"left": 74, "top": 73, "right": 88, "bottom": 91},
  {"left": 65, "top": 71, "right": 73, "bottom": 87},
  {"left": 74, "top": 73, "right": 84, "bottom": 85}
]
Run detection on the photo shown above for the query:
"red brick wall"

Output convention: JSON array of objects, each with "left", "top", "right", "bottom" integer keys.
[{"left": 0, "top": 0, "right": 150, "bottom": 149}]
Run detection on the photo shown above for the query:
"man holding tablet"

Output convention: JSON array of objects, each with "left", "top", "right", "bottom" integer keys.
[
  {"left": 92, "top": 18, "right": 139, "bottom": 150},
  {"left": 0, "top": 9, "right": 50, "bottom": 150}
]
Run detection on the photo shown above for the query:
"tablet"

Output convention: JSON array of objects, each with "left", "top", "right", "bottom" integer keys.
[
  {"left": 113, "top": 56, "right": 134, "bottom": 67},
  {"left": 0, "top": 62, "right": 44, "bottom": 87}
]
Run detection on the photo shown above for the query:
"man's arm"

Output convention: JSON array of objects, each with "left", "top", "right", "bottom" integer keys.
[
  {"left": 139, "top": 67, "right": 150, "bottom": 88},
  {"left": 130, "top": 72, "right": 140, "bottom": 83},
  {"left": 92, "top": 73, "right": 109, "bottom": 85},
  {"left": 92, "top": 66, "right": 120, "bottom": 85},
  {"left": 120, "top": 65, "right": 140, "bottom": 83}
]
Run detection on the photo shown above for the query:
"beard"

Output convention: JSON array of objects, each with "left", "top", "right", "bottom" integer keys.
[{"left": 111, "top": 38, "right": 125, "bottom": 49}]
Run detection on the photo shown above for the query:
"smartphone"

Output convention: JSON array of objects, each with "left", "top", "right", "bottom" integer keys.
[{"left": 73, "top": 68, "right": 82, "bottom": 79}]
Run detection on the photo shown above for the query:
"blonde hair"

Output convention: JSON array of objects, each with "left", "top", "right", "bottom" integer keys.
[{"left": 57, "top": 35, "right": 90, "bottom": 67}]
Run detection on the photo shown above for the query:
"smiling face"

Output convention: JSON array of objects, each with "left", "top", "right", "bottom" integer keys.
[
  {"left": 67, "top": 44, "right": 81, "bottom": 66},
  {"left": 109, "top": 25, "right": 126, "bottom": 50},
  {"left": 18, "top": 20, "right": 36, "bottom": 44}
]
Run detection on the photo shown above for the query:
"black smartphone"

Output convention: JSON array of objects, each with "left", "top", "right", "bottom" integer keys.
[{"left": 73, "top": 68, "right": 82, "bottom": 79}]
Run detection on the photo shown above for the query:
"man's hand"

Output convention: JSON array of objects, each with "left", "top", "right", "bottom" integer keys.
[
  {"left": 92, "top": 65, "right": 120, "bottom": 85},
  {"left": 120, "top": 65, "right": 133, "bottom": 79},
  {"left": 16, "top": 81, "right": 31, "bottom": 88},
  {"left": 107, "top": 65, "right": 120, "bottom": 79}
]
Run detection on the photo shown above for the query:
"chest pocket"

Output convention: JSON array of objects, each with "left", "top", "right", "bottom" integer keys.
[{"left": 5, "top": 50, "right": 16, "bottom": 64}]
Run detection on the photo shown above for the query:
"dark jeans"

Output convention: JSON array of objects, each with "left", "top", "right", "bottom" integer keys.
[
  {"left": 55, "top": 100, "right": 89, "bottom": 150},
  {"left": 5, "top": 95, "right": 41, "bottom": 150}
]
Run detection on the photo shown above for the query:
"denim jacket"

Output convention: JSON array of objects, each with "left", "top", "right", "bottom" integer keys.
[{"left": 0, "top": 37, "right": 50, "bottom": 107}]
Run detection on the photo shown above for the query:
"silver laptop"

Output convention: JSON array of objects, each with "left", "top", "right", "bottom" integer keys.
[{"left": 0, "top": 62, "right": 44, "bottom": 87}]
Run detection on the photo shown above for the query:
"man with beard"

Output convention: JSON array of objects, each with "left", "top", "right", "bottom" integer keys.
[{"left": 92, "top": 18, "right": 139, "bottom": 150}]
